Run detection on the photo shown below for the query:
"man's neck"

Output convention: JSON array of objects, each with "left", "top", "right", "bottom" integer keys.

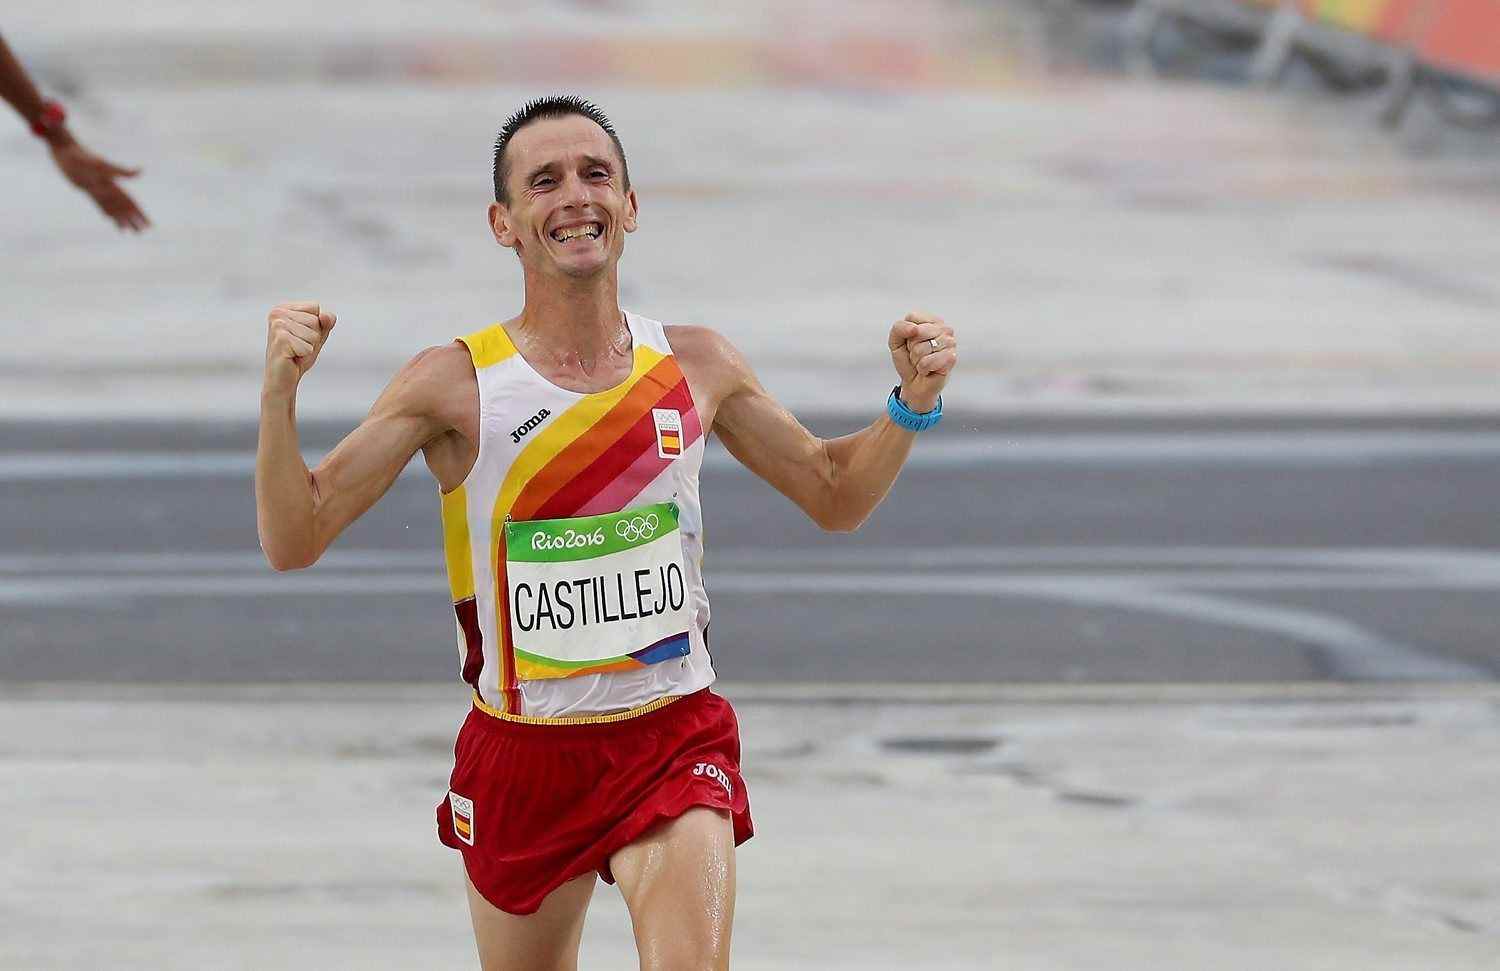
[{"left": 515, "top": 267, "right": 628, "bottom": 369}]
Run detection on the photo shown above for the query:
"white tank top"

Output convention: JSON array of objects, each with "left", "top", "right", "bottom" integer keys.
[{"left": 438, "top": 311, "right": 716, "bottom": 722}]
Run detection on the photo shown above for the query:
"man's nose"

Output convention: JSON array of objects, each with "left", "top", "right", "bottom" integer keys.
[{"left": 560, "top": 173, "right": 590, "bottom": 207}]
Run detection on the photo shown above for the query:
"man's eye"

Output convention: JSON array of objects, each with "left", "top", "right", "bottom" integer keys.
[
  {"left": 535, "top": 177, "right": 555, "bottom": 188},
  {"left": 589, "top": 169, "right": 608, "bottom": 179}
]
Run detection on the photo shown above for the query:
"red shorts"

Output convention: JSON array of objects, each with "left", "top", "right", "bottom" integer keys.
[{"left": 436, "top": 688, "right": 753, "bottom": 916}]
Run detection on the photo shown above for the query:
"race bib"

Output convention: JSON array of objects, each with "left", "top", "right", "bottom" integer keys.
[{"left": 504, "top": 502, "right": 691, "bottom": 680}]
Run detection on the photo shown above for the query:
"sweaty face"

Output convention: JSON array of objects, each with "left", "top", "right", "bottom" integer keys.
[{"left": 491, "top": 115, "right": 637, "bottom": 279}]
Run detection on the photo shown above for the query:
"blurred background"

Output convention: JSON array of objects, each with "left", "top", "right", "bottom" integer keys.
[{"left": 3, "top": 1, "right": 1499, "bottom": 968}]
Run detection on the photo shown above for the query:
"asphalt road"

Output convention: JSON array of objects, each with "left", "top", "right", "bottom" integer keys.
[{"left": 3, "top": 414, "right": 1499, "bottom": 684}]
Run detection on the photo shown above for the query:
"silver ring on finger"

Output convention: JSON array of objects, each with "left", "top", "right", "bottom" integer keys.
[{"left": 928, "top": 337, "right": 943, "bottom": 351}]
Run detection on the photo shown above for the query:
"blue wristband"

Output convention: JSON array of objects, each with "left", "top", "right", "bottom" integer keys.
[{"left": 887, "top": 385, "right": 943, "bottom": 432}]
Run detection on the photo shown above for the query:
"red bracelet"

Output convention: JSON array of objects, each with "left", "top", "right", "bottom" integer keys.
[{"left": 30, "top": 99, "right": 66, "bottom": 137}]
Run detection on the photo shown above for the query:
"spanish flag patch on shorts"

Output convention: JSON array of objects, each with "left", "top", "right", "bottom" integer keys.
[{"left": 449, "top": 791, "right": 475, "bottom": 846}]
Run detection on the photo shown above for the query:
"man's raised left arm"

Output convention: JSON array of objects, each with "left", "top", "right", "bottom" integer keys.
[{"left": 699, "top": 311, "right": 958, "bottom": 532}]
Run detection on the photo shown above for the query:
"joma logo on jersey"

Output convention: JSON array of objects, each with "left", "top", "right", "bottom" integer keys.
[{"left": 511, "top": 408, "right": 551, "bottom": 444}]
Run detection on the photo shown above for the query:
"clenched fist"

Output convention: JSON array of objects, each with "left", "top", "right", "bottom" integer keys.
[
  {"left": 888, "top": 311, "right": 957, "bottom": 413},
  {"left": 264, "top": 302, "right": 337, "bottom": 397}
]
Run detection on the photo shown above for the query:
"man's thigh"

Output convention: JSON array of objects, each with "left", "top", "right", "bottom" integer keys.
[
  {"left": 609, "top": 807, "right": 737, "bottom": 971},
  {"left": 465, "top": 868, "right": 597, "bottom": 971}
]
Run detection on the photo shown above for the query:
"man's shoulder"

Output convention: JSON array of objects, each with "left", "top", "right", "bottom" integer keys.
[
  {"left": 378, "top": 341, "right": 476, "bottom": 420},
  {"left": 409, "top": 339, "right": 474, "bottom": 371},
  {"left": 664, "top": 324, "right": 742, "bottom": 368},
  {"left": 401, "top": 340, "right": 475, "bottom": 388},
  {"left": 663, "top": 324, "right": 755, "bottom": 408}
]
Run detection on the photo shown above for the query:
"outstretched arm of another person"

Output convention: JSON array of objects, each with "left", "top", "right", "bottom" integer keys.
[
  {"left": 0, "top": 31, "right": 149, "bottom": 231},
  {"left": 256, "top": 302, "right": 464, "bottom": 570},
  {"left": 696, "top": 312, "right": 958, "bottom": 532}
]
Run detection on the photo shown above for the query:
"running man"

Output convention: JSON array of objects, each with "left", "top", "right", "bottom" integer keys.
[
  {"left": 255, "top": 96, "right": 957, "bottom": 970},
  {"left": 0, "top": 31, "right": 149, "bottom": 231}
]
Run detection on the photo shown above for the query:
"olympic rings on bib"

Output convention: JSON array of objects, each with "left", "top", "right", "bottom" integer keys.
[{"left": 615, "top": 513, "right": 660, "bottom": 542}]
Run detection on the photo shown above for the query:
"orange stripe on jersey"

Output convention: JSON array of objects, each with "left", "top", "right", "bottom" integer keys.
[
  {"left": 531, "top": 375, "right": 692, "bottom": 521},
  {"left": 492, "top": 345, "right": 668, "bottom": 524},
  {"left": 512, "top": 358, "right": 684, "bottom": 521}
]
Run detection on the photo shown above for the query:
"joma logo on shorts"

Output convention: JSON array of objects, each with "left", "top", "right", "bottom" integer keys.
[
  {"left": 511, "top": 408, "right": 551, "bottom": 444},
  {"left": 693, "top": 762, "right": 733, "bottom": 799}
]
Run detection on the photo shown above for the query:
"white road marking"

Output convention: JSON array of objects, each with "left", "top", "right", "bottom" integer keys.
[
  {"left": 8, "top": 680, "right": 1500, "bottom": 704},
  {"left": 0, "top": 452, "right": 266, "bottom": 480},
  {"left": 3, "top": 430, "right": 1500, "bottom": 480},
  {"left": 0, "top": 573, "right": 447, "bottom": 602},
  {"left": 707, "top": 546, "right": 1500, "bottom": 570},
  {"left": 801, "top": 432, "right": 1500, "bottom": 468},
  {"left": 2, "top": 546, "right": 1500, "bottom": 576},
  {"left": 6, "top": 546, "right": 1498, "bottom": 579},
  {"left": 0, "top": 550, "right": 441, "bottom": 574},
  {"left": 709, "top": 572, "right": 1490, "bottom": 678},
  {"left": 1058, "top": 588, "right": 1479, "bottom": 681},
  {"left": 11, "top": 565, "right": 1500, "bottom": 591},
  {"left": 6, "top": 567, "right": 1500, "bottom": 595}
]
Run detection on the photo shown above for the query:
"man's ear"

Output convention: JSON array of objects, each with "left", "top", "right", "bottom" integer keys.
[
  {"left": 489, "top": 202, "right": 517, "bottom": 248},
  {"left": 622, "top": 188, "right": 638, "bottom": 234}
]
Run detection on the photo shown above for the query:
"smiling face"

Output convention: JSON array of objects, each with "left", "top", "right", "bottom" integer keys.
[{"left": 489, "top": 114, "right": 638, "bottom": 280}]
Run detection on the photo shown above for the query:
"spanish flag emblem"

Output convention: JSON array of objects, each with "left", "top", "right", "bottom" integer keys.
[
  {"left": 653, "top": 408, "right": 683, "bottom": 459},
  {"left": 449, "top": 791, "right": 475, "bottom": 846}
]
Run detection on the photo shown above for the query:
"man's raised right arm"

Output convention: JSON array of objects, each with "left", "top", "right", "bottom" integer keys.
[{"left": 256, "top": 301, "right": 451, "bottom": 571}]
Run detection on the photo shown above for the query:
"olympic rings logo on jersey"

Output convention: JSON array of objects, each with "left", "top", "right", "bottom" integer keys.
[{"left": 615, "top": 513, "right": 660, "bottom": 543}]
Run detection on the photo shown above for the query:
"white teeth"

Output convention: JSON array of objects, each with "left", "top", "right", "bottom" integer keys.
[{"left": 552, "top": 223, "right": 602, "bottom": 242}]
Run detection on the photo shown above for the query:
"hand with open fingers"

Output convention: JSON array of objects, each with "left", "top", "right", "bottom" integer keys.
[
  {"left": 887, "top": 311, "right": 957, "bottom": 413},
  {"left": 49, "top": 139, "right": 150, "bottom": 233},
  {"left": 264, "top": 302, "right": 338, "bottom": 397}
]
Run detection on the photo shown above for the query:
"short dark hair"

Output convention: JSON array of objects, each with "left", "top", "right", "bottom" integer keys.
[{"left": 492, "top": 96, "right": 630, "bottom": 205}]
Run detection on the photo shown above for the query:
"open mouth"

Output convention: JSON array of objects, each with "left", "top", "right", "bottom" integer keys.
[{"left": 550, "top": 222, "right": 602, "bottom": 243}]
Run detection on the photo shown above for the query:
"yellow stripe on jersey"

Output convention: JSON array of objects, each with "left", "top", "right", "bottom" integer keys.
[
  {"left": 459, "top": 324, "right": 519, "bottom": 370},
  {"left": 440, "top": 484, "right": 475, "bottom": 601}
]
